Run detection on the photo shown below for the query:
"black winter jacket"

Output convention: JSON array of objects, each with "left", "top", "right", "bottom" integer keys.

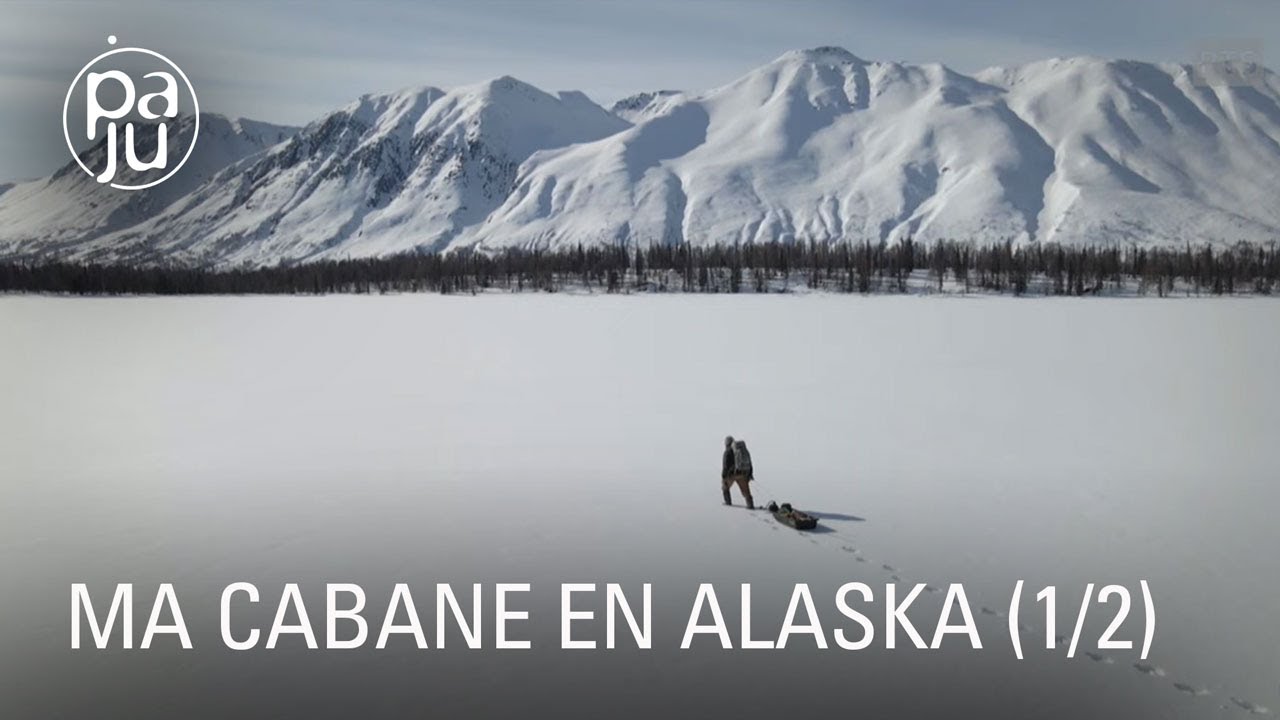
[{"left": 722, "top": 447, "right": 736, "bottom": 479}]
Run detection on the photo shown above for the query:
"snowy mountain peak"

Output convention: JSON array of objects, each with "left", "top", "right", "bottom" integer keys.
[
  {"left": 330, "top": 85, "right": 445, "bottom": 135},
  {"left": 2, "top": 49, "right": 1279, "bottom": 266},
  {"left": 610, "top": 90, "right": 682, "bottom": 122},
  {"left": 775, "top": 46, "right": 866, "bottom": 67},
  {"left": 462, "top": 75, "right": 552, "bottom": 103},
  {"left": 612, "top": 90, "right": 680, "bottom": 112},
  {"left": 412, "top": 75, "right": 628, "bottom": 158}
]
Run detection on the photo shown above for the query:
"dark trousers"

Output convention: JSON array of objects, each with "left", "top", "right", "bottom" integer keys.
[{"left": 722, "top": 474, "right": 753, "bottom": 508}]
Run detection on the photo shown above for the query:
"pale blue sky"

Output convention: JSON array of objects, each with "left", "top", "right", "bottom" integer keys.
[{"left": 1, "top": 0, "right": 1276, "bottom": 180}]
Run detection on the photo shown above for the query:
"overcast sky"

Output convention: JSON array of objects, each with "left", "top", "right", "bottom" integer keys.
[{"left": 1, "top": 0, "right": 1276, "bottom": 180}]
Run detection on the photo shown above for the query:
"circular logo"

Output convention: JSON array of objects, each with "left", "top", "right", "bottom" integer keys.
[{"left": 62, "top": 35, "right": 199, "bottom": 191}]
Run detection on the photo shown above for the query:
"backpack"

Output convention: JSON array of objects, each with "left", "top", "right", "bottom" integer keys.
[{"left": 732, "top": 440, "right": 753, "bottom": 475}]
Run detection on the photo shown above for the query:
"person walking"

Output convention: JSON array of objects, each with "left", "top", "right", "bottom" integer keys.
[{"left": 721, "top": 435, "right": 754, "bottom": 509}]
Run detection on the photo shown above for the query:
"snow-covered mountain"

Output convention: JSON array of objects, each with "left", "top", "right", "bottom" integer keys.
[
  {"left": 0, "top": 115, "right": 297, "bottom": 261},
  {"left": 3, "top": 47, "right": 1279, "bottom": 266},
  {"left": 63, "top": 78, "right": 629, "bottom": 265},
  {"left": 472, "top": 48, "right": 1280, "bottom": 250}
]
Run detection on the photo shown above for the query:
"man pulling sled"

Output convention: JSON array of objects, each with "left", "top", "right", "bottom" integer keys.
[
  {"left": 721, "top": 435, "right": 754, "bottom": 509},
  {"left": 719, "top": 436, "right": 818, "bottom": 529}
]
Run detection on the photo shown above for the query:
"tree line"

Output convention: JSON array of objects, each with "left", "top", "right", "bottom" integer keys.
[{"left": 0, "top": 239, "right": 1276, "bottom": 297}]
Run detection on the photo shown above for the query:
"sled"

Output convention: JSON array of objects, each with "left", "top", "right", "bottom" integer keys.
[{"left": 768, "top": 502, "right": 818, "bottom": 530}]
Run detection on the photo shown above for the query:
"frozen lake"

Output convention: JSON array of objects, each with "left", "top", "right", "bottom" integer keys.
[{"left": 2, "top": 294, "right": 1277, "bottom": 719}]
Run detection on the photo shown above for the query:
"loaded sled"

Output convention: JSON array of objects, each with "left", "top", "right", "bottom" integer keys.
[{"left": 767, "top": 501, "right": 818, "bottom": 530}]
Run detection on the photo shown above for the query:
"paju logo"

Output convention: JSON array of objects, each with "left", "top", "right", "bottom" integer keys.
[{"left": 62, "top": 35, "right": 199, "bottom": 190}]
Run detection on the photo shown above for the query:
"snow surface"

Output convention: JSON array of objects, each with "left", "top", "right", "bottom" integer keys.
[
  {"left": 1, "top": 295, "right": 1277, "bottom": 718},
  {"left": 2, "top": 47, "right": 1278, "bottom": 266}
]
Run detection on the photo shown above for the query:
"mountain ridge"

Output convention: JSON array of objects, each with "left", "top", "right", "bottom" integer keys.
[{"left": 2, "top": 47, "right": 1277, "bottom": 267}]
